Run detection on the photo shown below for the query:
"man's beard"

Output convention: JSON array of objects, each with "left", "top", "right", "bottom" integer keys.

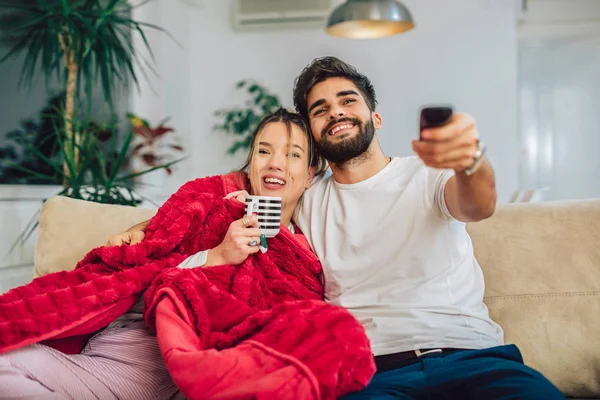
[{"left": 316, "top": 116, "right": 375, "bottom": 164}]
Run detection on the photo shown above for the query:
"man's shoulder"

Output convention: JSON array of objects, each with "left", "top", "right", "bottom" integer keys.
[
  {"left": 391, "top": 155, "right": 426, "bottom": 169},
  {"left": 306, "top": 171, "right": 333, "bottom": 192}
]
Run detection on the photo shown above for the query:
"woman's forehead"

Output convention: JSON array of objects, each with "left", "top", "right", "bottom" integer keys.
[{"left": 259, "top": 122, "right": 308, "bottom": 148}]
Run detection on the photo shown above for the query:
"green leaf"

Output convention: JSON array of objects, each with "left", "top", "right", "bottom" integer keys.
[
  {"left": 115, "top": 157, "right": 186, "bottom": 181},
  {"left": 3, "top": 161, "right": 59, "bottom": 183},
  {"left": 107, "top": 130, "right": 133, "bottom": 183}
]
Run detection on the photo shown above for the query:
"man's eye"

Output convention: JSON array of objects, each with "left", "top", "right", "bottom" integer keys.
[
  {"left": 343, "top": 98, "right": 356, "bottom": 105},
  {"left": 314, "top": 109, "right": 325, "bottom": 116}
]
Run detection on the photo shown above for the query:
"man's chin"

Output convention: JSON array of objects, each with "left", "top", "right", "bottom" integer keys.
[{"left": 324, "top": 131, "right": 353, "bottom": 144}]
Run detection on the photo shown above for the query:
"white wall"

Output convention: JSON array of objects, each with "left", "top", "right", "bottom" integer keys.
[
  {"left": 519, "top": 36, "right": 600, "bottom": 201},
  {"left": 131, "top": 0, "right": 520, "bottom": 202}
]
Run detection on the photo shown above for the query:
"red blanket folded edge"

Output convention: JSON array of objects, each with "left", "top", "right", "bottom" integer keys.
[
  {"left": 148, "top": 287, "right": 322, "bottom": 400},
  {"left": 0, "top": 296, "right": 136, "bottom": 355}
]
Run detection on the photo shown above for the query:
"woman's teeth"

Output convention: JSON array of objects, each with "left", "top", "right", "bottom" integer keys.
[
  {"left": 330, "top": 124, "right": 354, "bottom": 135},
  {"left": 264, "top": 177, "right": 286, "bottom": 185}
]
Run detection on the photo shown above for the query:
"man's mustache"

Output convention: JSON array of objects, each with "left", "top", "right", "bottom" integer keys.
[{"left": 321, "top": 117, "right": 361, "bottom": 138}]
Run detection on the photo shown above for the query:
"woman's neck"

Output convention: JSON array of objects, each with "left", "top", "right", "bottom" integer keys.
[{"left": 280, "top": 206, "right": 293, "bottom": 228}]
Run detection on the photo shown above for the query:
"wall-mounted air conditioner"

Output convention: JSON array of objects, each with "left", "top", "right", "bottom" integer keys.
[{"left": 233, "top": 0, "right": 336, "bottom": 31}]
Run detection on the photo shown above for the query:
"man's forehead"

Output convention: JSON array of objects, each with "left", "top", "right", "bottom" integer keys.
[{"left": 307, "top": 77, "right": 359, "bottom": 100}]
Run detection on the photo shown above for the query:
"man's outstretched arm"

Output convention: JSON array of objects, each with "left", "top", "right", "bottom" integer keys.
[
  {"left": 106, "top": 219, "right": 151, "bottom": 246},
  {"left": 444, "top": 158, "right": 496, "bottom": 222},
  {"left": 412, "top": 112, "right": 496, "bottom": 222}
]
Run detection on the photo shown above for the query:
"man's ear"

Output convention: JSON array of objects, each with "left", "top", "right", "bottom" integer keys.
[
  {"left": 305, "top": 166, "right": 316, "bottom": 188},
  {"left": 373, "top": 112, "right": 383, "bottom": 130}
]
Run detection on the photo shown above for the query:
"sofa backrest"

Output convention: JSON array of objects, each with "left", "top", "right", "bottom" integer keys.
[
  {"left": 33, "top": 196, "right": 600, "bottom": 397},
  {"left": 467, "top": 199, "right": 600, "bottom": 398}
]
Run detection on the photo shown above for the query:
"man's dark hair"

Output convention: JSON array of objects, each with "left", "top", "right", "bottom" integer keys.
[{"left": 293, "top": 56, "right": 378, "bottom": 120}]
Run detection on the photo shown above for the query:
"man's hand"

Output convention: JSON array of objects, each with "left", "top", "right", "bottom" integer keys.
[
  {"left": 105, "top": 219, "right": 150, "bottom": 246},
  {"left": 106, "top": 230, "right": 145, "bottom": 246},
  {"left": 412, "top": 113, "right": 479, "bottom": 172},
  {"left": 412, "top": 112, "right": 496, "bottom": 222}
]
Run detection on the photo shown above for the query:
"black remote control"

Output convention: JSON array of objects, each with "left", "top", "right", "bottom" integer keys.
[{"left": 419, "top": 106, "right": 454, "bottom": 140}]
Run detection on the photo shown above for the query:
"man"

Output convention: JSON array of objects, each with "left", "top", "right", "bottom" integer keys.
[{"left": 110, "top": 57, "right": 564, "bottom": 399}]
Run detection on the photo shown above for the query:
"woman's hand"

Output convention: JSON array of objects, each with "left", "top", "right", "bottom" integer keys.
[
  {"left": 224, "top": 190, "right": 250, "bottom": 204},
  {"left": 206, "top": 215, "right": 261, "bottom": 266}
]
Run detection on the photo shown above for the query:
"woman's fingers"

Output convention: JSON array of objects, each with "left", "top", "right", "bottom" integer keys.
[
  {"left": 235, "top": 227, "right": 262, "bottom": 239},
  {"left": 236, "top": 215, "right": 260, "bottom": 229},
  {"left": 247, "top": 245, "right": 260, "bottom": 254},
  {"left": 224, "top": 190, "right": 250, "bottom": 203}
]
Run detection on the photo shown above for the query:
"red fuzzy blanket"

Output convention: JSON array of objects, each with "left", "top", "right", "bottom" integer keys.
[
  {"left": 144, "top": 224, "right": 375, "bottom": 399},
  {"left": 0, "top": 173, "right": 375, "bottom": 398}
]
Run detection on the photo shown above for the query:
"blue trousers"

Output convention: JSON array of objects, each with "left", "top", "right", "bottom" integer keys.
[{"left": 343, "top": 345, "right": 565, "bottom": 400}]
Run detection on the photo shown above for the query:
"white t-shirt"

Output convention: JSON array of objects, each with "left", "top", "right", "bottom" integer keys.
[{"left": 295, "top": 156, "right": 504, "bottom": 356}]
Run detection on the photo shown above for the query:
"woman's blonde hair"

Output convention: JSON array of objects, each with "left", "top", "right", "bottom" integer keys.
[{"left": 235, "top": 107, "right": 327, "bottom": 192}]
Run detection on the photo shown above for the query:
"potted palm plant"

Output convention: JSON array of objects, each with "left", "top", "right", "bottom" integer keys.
[{"left": 0, "top": 0, "right": 173, "bottom": 191}]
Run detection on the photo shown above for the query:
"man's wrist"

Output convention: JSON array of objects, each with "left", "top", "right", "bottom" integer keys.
[
  {"left": 462, "top": 141, "right": 487, "bottom": 176},
  {"left": 127, "top": 219, "right": 149, "bottom": 233}
]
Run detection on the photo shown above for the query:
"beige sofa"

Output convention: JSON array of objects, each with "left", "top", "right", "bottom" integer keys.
[{"left": 33, "top": 196, "right": 600, "bottom": 399}]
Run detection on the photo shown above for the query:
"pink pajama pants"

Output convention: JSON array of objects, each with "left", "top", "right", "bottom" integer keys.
[{"left": 0, "top": 322, "right": 182, "bottom": 400}]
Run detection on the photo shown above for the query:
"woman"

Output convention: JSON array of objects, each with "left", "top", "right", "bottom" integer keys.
[{"left": 0, "top": 108, "right": 374, "bottom": 400}]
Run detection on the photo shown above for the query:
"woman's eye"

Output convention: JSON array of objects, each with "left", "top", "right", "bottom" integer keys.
[
  {"left": 258, "top": 149, "right": 269, "bottom": 155},
  {"left": 288, "top": 152, "right": 301, "bottom": 159}
]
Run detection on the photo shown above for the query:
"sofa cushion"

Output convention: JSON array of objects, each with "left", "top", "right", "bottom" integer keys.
[
  {"left": 468, "top": 199, "right": 600, "bottom": 398},
  {"left": 34, "top": 196, "right": 156, "bottom": 277}
]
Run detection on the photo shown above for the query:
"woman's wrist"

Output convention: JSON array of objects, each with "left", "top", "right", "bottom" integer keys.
[{"left": 205, "top": 248, "right": 224, "bottom": 267}]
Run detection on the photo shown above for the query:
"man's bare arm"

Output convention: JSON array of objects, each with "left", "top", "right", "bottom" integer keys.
[
  {"left": 444, "top": 158, "right": 496, "bottom": 222},
  {"left": 412, "top": 113, "right": 496, "bottom": 223}
]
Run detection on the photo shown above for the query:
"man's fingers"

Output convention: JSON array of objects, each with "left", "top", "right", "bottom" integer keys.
[
  {"left": 418, "top": 143, "right": 476, "bottom": 165},
  {"left": 420, "top": 113, "right": 475, "bottom": 141},
  {"left": 417, "top": 132, "right": 477, "bottom": 162},
  {"left": 130, "top": 231, "right": 145, "bottom": 245},
  {"left": 106, "top": 234, "right": 128, "bottom": 246}
]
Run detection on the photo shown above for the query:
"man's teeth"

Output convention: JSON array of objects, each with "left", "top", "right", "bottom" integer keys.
[
  {"left": 264, "top": 177, "right": 286, "bottom": 185},
  {"left": 331, "top": 124, "right": 354, "bottom": 135}
]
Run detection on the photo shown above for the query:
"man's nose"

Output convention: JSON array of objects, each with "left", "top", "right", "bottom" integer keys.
[{"left": 328, "top": 105, "right": 345, "bottom": 120}]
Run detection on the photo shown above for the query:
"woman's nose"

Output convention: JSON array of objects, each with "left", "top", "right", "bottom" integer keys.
[{"left": 268, "top": 152, "right": 286, "bottom": 170}]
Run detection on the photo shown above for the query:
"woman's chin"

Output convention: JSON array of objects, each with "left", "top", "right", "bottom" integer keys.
[{"left": 260, "top": 183, "right": 286, "bottom": 197}]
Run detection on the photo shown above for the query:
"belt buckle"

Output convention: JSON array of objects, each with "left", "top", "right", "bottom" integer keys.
[{"left": 415, "top": 348, "right": 443, "bottom": 357}]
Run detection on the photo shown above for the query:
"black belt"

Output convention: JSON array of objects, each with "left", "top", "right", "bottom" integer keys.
[{"left": 374, "top": 348, "right": 464, "bottom": 373}]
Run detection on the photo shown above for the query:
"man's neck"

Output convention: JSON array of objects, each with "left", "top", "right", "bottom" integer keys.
[{"left": 329, "top": 140, "right": 391, "bottom": 185}]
